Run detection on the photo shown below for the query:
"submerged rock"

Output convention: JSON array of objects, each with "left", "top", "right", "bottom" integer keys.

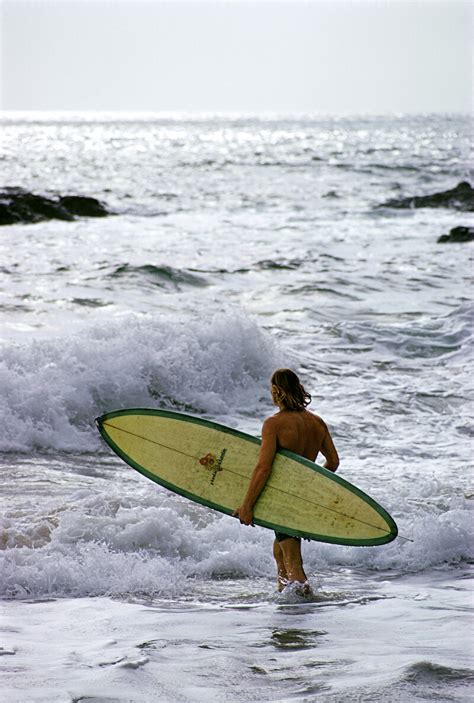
[
  {"left": 437, "top": 226, "right": 474, "bottom": 243},
  {"left": 380, "top": 181, "right": 474, "bottom": 212},
  {"left": 0, "top": 187, "right": 109, "bottom": 226}
]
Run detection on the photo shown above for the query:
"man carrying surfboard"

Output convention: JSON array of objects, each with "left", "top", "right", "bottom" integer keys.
[{"left": 233, "top": 368, "right": 340, "bottom": 593}]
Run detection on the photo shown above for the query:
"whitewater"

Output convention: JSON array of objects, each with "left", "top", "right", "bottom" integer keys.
[{"left": 0, "top": 113, "right": 473, "bottom": 702}]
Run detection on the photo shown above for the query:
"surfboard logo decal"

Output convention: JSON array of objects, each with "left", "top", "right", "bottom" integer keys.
[
  {"left": 199, "top": 449, "right": 227, "bottom": 485},
  {"left": 199, "top": 452, "right": 217, "bottom": 467}
]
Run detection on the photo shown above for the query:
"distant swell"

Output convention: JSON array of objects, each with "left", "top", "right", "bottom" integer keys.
[
  {"left": 108, "top": 264, "right": 208, "bottom": 289},
  {"left": 338, "top": 303, "right": 473, "bottom": 361}
]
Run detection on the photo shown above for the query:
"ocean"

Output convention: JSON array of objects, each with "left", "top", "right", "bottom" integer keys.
[{"left": 0, "top": 113, "right": 473, "bottom": 702}]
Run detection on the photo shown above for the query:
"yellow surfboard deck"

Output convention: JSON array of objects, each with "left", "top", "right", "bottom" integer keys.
[{"left": 96, "top": 409, "right": 397, "bottom": 546}]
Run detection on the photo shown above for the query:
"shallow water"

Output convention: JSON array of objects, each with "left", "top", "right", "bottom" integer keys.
[
  {"left": 0, "top": 113, "right": 473, "bottom": 701},
  {"left": 2, "top": 571, "right": 472, "bottom": 702}
]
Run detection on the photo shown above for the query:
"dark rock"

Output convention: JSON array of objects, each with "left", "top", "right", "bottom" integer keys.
[
  {"left": 0, "top": 203, "right": 20, "bottom": 225},
  {"left": 437, "top": 226, "right": 474, "bottom": 243},
  {"left": 380, "top": 181, "right": 474, "bottom": 212},
  {"left": 0, "top": 188, "right": 73, "bottom": 225},
  {"left": 58, "top": 196, "right": 108, "bottom": 218},
  {"left": 0, "top": 187, "right": 110, "bottom": 226}
]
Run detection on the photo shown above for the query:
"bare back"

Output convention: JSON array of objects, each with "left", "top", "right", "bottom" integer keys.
[{"left": 270, "top": 409, "right": 339, "bottom": 470}]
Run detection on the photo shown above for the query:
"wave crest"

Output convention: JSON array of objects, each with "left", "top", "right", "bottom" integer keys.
[{"left": 0, "top": 312, "right": 279, "bottom": 452}]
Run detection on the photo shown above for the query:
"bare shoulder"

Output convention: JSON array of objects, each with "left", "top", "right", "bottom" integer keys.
[
  {"left": 305, "top": 411, "right": 328, "bottom": 432},
  {"left": 262, "top": 413, "right": 292, "bottom": 435},
  {"left": 261, "top": 414, "right": 280, "bottom": 431}
]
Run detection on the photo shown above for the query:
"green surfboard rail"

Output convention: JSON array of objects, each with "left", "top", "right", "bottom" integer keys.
[{"left": 96, "top": 408, "right": 398, "bottom": 546}]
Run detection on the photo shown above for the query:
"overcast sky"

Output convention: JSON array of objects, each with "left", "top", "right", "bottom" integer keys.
[{"left": 1, "top": 0, "right": 472, "bottom": 113}]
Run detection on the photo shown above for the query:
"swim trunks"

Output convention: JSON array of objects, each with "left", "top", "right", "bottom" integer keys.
[{"left": 274, "top": 531, "right": 301, "bottom": 542}]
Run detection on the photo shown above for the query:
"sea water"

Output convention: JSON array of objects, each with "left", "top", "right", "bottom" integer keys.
[{"left": 0, "top": 113, "right": 473, "bottom": 702}]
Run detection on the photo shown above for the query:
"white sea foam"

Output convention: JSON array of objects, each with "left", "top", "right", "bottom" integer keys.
[
  {"left": 0, "top": 311, "right": 280, "bottom": 452},
  {"left": 1, "top": 475, "right": 472, "bottom": 599},
  {"left": 0, "top": 487, "right": 272, "bottom": 599}
]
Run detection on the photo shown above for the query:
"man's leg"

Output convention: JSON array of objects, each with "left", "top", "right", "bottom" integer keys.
[
  {"left": 273, "top": 539, "right": 288, "bottom": 591},
  {"left": 279, "top": 537, "right": 309, "bottom": 586}
]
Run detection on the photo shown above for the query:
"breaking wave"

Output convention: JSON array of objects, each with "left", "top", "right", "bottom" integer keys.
[{"left": 0, "top": 311, "right": 280, "bottom": 452}]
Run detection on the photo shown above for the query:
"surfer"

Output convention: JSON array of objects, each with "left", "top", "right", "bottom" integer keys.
[{"left": 233, "top": 368, "right": 339, "bottom": 593}]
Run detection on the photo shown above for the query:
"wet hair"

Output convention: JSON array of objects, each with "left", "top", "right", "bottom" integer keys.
[{"left": 271, "top": 368, "right": 311, "bottom": 411}]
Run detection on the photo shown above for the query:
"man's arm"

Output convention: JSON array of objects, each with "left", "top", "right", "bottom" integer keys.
[
  {"left": 233, "top": 418, "right": 277, "bottom": 526},
  {"left": 321, "top": 424, "right": 339, "bottom": 472}
]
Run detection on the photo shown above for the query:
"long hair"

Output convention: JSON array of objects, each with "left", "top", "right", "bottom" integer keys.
[{"left": 271, "top": 368, "right": 311, "bottom": 411}]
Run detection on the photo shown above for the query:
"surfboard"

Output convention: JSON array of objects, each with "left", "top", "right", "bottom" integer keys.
[{"left": 96, "top": 408, "right": 398, "bottom": 546}]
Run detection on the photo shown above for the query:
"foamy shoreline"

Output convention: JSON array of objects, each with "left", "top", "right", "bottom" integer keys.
[{"left": 2, "top": 568, "right": 472, "bottom": 702}]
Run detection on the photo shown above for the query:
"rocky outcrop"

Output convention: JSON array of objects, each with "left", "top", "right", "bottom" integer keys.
[
  {"left": 0, "top": 188, "right": 109, "bottom": 225},
  {"left": 437, "top": 226, "right": 474, "bottom": 243},
  {"left": 57, "top": 195, "right": 108, "bottom": 218},
  {"left": 380, "top": 181, "right": 474, "bottom": 212}
]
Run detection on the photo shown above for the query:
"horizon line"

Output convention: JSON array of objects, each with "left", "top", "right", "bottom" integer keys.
[{"left": 0, "top": 109, "right": 471, "bottom": 121}]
